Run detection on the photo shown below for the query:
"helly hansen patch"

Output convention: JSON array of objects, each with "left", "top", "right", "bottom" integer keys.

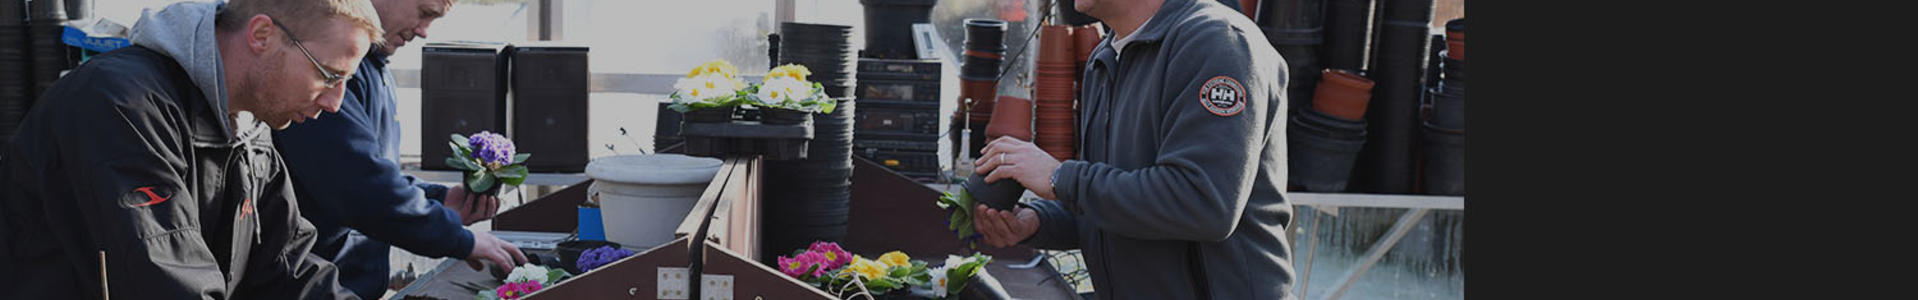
[{"left": 1199, "top": 76, "right": 1247, "bottom": 117}]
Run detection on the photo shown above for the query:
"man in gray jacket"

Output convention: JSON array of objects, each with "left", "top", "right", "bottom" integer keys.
[{"left": 970, "top": 0, "right": 1295, "bottom": 298}]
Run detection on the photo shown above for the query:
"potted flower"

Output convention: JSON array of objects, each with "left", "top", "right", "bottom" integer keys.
[
  {"left": 446, "top": 131, "right": 531, "bottom": 196},
  {"left": 669, "top": 59, "right": 751, "bottom": 122},
  {"left": 774, "top": 241, "right": 992, "bottom": 300},
  {"left": 475, "top": 264, "right": 572, "bottom": 300},
  {"left": 749, "top": 64, "right": 837, "bottom": 125}
]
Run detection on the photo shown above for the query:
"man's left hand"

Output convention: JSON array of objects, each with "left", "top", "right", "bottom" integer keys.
[
  {"left": 445, "top": 186, "right": 500, "bottom": 225},
  {"left": 975, "top": 137, "right": 1061, "bottom": 200}
]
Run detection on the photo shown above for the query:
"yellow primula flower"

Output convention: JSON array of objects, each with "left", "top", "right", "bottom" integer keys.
[
  {"left": 877, "top": 251, "right": 911, "bottom": 269},
  {"left": 687, "top": 59, "right": 739, "bottom": 79},
  {"left": 767, "top": 64, "right": 812, "bottom": 81},
  {"left": 839, "top": 256, "right": 889, "bottom": 280}
]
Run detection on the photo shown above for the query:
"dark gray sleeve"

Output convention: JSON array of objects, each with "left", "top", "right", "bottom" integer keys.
[
  {"left": 1017, "top": 199, "right": 1081, "bottom": 250},
  {"left": 1051, "top": 23, "right": 1278, "bottom": 242}
]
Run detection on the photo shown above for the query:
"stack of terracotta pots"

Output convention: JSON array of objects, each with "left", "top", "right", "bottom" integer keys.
[
  {"left": 985, "top": 95, "right": 1033, "bottom": 141},
  {"left": 1033, "top": 24, "right": 1080, "bottom": 161},
  {"left": 1073, "top": 24, "right": 1102, "bottom": 82}
]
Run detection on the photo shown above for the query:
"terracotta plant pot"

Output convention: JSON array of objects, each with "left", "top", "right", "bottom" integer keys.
[
  {"left": 1445, "top": 18, "right": 1464, "bottom": 61},
  {"left": 1074, "top": 24, "right": 1102, "bottom": 61},
  {"left": 1039, "top": 25, "right": 1075, "bottom": 67},
  {"left": 960, "top": 78, "right": 998, "bottom": 120},
  {"left": 985, "top": 96, "right": 1034, "bottom": 141},
  {"left": 1312, "top": 69, "right": 1375, "bottom": 120}
]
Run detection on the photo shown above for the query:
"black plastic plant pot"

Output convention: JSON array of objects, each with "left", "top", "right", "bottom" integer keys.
[
  {"left": 964, "top": 172, "right": 1026, "bottom": 211},
  {"left": 964, "top": 18, "right": 1008, "bottom": 53},
  {"left": 556, "top": 240, "right": 622, "bottom": 274},
  {"left": 1321, "top": 0, "right": 1375, "bottom": 71},
  {"left": 762, "top": 138, "right": 811, "bottom": 161},
  {"left": 758, "top": 107, "right": 813, "bottom": 125},
  {"left": 681, "top": 106, "right": 736, "bottom": 123},
  {"left": 1428, "top": 84, "right": 1464, "bottom": 130},
  {"left": 1442, "top": 57, "right": 1464, "bottom": 81},
  {"left": 1420, "top": 122, "right": 1464, "bottom": 196},
  {"left": 1288, "top": 117, "right": 1368, "bottom": 192},
  {"left": 1297, "top": 106, "right": 1369, "bottom": 139}
]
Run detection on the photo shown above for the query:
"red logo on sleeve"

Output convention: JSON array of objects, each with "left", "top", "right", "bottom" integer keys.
[{"left": 130, "top": 186, "right": 172, "bottom": 207}]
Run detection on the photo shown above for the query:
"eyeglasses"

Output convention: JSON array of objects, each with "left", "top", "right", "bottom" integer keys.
[{"left": 270, "top": 19, "right": 348, "bottom": 87}]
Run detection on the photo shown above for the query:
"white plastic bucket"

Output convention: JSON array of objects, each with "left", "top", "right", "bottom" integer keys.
[{"left": 585, "top": 154, "right": 723, "bottom": 249}]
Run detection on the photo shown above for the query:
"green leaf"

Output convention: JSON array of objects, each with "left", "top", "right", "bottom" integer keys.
[
  {"left": 451, "top": 133, "right": 469, "bottom": 146},
  {"left": 468, "top": 172, "right": 497, "bottom": 194},
  {"left": 546, "top": 268, "right": 573, "bottom": 285},
  {"left": 447, "top": 141, "right": 467, "bottom": 157},
  {"left": 495, "top": 165, "right": 529, "bottom": 179},
  {"left": 500, "top": 176, "right": 527, "bottom": 187},
  {"left": 888, "top": 266, "right": 911, "bottom": 278},
  {"left": 513, "top": 153, "right": 532, "bottom": 164},
  {"left": 445, "top": 157, "right": 480, "bottom": 171}
]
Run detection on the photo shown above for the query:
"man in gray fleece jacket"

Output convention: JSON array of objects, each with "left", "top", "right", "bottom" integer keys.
[{"left": 970, "top": 0, "right": 1295, "bottom": 299}]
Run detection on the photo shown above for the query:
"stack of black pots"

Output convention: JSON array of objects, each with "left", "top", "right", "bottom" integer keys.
[
  {"left": 1349, "top": 0, "right": 1434, "bottom": 194},
  {"left": 762, "top": 98, "right": 856, "bottom": 263},
  {"left": 954, "top": 18, "right": 1005, "bottom": 159},
  {"left": 1259, "top": 0, "right": 1327, "bottom": 113},
  {"left": 1321, "top": 0, "right": 1374, "bottom": 72},
  {"left": 27, "top": 0, "right": 67, "bottom": 100},
  {"left": 777, "top": 22, "right": 855, "bottom": 98},
  {"left": 1421, "top": 18, "right": 1462, "bottom": 196},
  {"left": 3, "top": 0, "right": 33, "bottom": 146}
]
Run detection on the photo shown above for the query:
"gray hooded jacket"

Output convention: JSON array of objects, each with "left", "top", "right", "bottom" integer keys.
[{"left": 0, "top": 2, "right": 355, "bottom": 299}]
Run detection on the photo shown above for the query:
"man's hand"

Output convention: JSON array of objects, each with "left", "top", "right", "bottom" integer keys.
[
  {"left": 973, "top": 204, "right": 1040, "bottom": 248},
  {"left": 465, "top": 230, "right": 529, "bottom": 273},
  {"left": 445, "top": 185, "right": 500, "bottom": 225},
  {"left": 975, "top": 137, "right": 1062, "bottom": 200}
]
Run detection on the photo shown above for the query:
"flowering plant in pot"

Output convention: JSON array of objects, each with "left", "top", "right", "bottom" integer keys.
[
  {"left": 748, "top": 64, "right": 837, "bottom": 125},
  {"left": 668, "top": 59, "right": 751, "bottom": 121},
  {"left": 446, "top": 131, "right": 530, "bottom": 196},
  {"left": 474, "top": 264, "right": 572, "bottom": 300},
  {"left": 774, "top": 241, "right": 993, "bottom": 299}
]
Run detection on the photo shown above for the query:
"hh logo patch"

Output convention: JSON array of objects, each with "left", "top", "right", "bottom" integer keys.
[
  {"left": 1199, "top": 76, "right": 1247, "bottom": 117},
  {"left": 128, "top": 186, "right": 174, "bottom": 207}
]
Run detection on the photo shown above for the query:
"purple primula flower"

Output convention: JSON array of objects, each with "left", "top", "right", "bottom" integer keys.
[
  {"left": 576, "top": 246, "right": 636, "bottom": 273},
  {"left": 468, "top": 131, "right": 517, "bottom": 167}
]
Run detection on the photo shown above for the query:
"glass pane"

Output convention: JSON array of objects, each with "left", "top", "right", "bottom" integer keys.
[
  {"left": 1294, "top": 206, "right": 1465, "bottom": 300},
  {"left": 558, "top": 0, "right": 776, "bottom": 74}
]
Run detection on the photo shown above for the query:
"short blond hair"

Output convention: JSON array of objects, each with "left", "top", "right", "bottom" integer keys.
[{"left": 217, "top": 0, "right": 385, "bottom": 44}]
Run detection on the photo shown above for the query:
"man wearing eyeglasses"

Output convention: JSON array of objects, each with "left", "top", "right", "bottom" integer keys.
[
  {"left": 270, "top": 0, "right": 531, "bottom": 298},
  {"left": 0, "top": 0, "right": 386, "bottom": 298}
]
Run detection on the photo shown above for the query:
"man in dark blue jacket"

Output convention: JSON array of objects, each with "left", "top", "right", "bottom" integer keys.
[{"left": 272, "top": 0, "right": 527, "bottom": 298}]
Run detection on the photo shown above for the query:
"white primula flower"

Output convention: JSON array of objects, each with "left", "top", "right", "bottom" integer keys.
[
  {"left": 673, "top": 73, "right": 742, "bottom": 102},
  {"left": 928, "top": 264, "right": 952, "bottom": 297},
  {"left": 755, "top": 77, "right": 814, "bottom": 105},
  {"left": 945, "top": 255, "right": 967, "bottom": 270},
  {"left": 506, "top": 264, "right": 550, "bottom": 284}
]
